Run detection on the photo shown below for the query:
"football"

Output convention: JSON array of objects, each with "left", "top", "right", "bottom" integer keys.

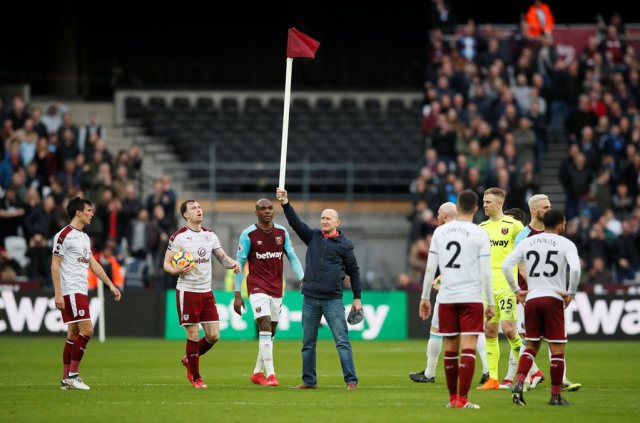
[{"left": 171, "top": 251, "right": 195, "bottom": 268}]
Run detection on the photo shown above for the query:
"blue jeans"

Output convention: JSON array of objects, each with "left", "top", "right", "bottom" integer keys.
[{"left": 301, "top": 296, "right": 358, "bottom": 386}]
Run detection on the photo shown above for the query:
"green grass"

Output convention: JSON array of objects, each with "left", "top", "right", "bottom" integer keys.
[{"left": 0, "top": 337, "right": 638, "bottom": 422}]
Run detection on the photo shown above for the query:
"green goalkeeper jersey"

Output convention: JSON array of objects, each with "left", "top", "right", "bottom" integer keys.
[{"left": 479, "top": 215, "right": 524, "bottom": 291}]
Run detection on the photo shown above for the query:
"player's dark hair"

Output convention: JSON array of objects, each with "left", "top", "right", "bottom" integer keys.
[
  {"left": 504, "top": 208, "right": 526, "bottom": 224},
  {"left": 542, "top": 209, "right": 565, "bottom": 228},
  {"left": 180, "top": 200, "right": 196, "bottom": 220},
  {"left": 67, "top": 197, "right": 91, "bottom": 220},
  {"left": 457, "top": 190, "right": 478, "bottom": 213}
]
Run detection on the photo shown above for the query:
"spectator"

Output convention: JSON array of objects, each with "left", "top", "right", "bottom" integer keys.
[
  {"left": 585, "top": 257, "right": 613, "bottom": 285},
  {"left": 524, "top": 0, "right": 554, "bottom": 38},
  {"left": 41, "top": 102, "right": 68, "bottom": 134},
  {"left": 428, "top": 0, "right": 456, "bottom": 35},
  {"left": 9, "top": 96, "right": 29, "bottom": 130},
  {"left": 30, "top": 107, "right": 48, "bottom": 139},
  {"left": 78, "top": 112, "right": 107, "bottom": 155},
  {"left": 614, "top": 220, "right": 640, "bottom": 282},
  {"left": 0, "top": 186, "right": 26, "bottom": 246}
]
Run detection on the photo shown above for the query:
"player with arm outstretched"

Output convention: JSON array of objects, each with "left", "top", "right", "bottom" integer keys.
[{"left": 233, "top": 198, "right": 304, "bottom": 387}]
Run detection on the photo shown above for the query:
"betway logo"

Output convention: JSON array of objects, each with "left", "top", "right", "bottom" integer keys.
[
  {"left": 255, "top": 251, "right": 283, "bottom": 260},
  {"left": 490, "top": 240, "right": 509, "bottom": 247},
  {"left": 0, "top": 291, "right": 101, "bottom": 333},
  {"left": 565, "top": 292, "right": 640, "bottom": 336}
]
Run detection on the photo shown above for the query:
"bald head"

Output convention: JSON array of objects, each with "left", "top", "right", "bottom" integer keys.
[
  {"left": 437, "top": 202, "right": 458, "bottom": 224},
  {"left": 320, "top": 208, "right": 340, "bottom": 235}
]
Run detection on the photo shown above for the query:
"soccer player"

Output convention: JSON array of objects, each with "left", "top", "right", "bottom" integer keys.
[
  {"left": 502, "top": 198, "right": 581, "bottom": 392},
  {"left": 499, "top": 205, "right": 545, "bottom": 390},
  {"left": 52, "top": 197, "right": 122, "bottom": 391},
  {"left": 233, "top": 198, "right": 305, "bottom": 387},
  {"left": 164, "top": 200, "right": 240, "bottom": 389},
  {"left": 502, "top": 210, "right": 581, "bottom": 406},
  {"left": 420, "top": 190, "right": 495, "bottom": 409},
  {"left": 410, "top": 202, "right": 457, "bottom": 384},
  {"left": 477, "top": 188, "right": 524, "bottom": 390}
]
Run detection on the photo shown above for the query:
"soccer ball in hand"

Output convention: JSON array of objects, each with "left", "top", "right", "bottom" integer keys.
[{"left": 172, "top": 251, "right": 195, "bottom": 268}]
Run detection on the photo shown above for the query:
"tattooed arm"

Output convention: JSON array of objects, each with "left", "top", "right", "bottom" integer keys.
[{"left": 213, "top": 248, "right": 241, "bottom": 273}]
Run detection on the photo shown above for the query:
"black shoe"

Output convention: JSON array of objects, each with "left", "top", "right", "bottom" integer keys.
[
  {"left": 409, "top": 370, "right": 435, "bottom": 383},
  {"left": 512, "top": 381, "right": 526, "bottom": 406},
  {"left": 478, "top": 372, "right": 490, "bottom": 386},
  {"left": 548, "top": 396, "right": 571, "bottom": 406}
]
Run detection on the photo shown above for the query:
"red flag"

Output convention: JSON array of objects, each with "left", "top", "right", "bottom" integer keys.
[{"left": 287, "top": 27, "right": 320, "bottom": 59}]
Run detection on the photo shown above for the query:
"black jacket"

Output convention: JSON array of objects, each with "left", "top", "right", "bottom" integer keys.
[{"left": 282, "top": 202, "right": 361, "bottom": 300}]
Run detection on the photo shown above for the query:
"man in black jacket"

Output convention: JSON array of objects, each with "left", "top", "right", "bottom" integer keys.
[{"left": 276, "top": 188, "right": 362, "bottom": 390}]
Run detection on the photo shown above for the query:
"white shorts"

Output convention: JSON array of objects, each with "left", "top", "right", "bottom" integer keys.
[
  {"left": 249, "top": 293, "right": 282, "bottom": 321},
  {"left": 431, "top": 296, "right": 440, "bottom": 331},
  {"left": 517, "top": 302, "right": 525, "bottom": 334}
]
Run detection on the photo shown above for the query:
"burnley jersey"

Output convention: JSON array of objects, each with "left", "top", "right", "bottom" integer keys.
[
  {"left": 52, "top": 225, "right": 91, "bottom": 295},
  {"left": 168, "top": 226, "right": 221, "bottom": 293},
  {"left": 235, "top": 223, "right": 304, "bottom": 298}
]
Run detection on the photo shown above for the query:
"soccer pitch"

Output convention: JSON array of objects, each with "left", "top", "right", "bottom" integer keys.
[{"left": 1, "top": 338, "right": 638, "bottom": 422}]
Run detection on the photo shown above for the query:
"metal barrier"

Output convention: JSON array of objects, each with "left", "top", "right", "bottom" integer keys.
[{"left": 160, "top": 144, "right": 415, "bottom": 201}]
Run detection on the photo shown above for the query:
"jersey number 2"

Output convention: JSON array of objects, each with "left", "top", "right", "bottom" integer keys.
[{"left": 445, "top": 241, "right": 461, "bottom": 268}]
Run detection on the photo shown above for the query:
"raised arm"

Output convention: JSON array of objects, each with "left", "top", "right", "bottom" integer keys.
[{"left": 276, "top": 188, "right": 313, "bottom": 244}]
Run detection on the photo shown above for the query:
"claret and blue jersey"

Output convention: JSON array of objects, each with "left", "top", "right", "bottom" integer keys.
[{"left": 235, "top": 223, "right": 304, "bottom": 298}]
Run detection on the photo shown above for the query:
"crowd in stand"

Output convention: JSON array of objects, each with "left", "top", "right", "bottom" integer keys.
[
  {"left": 403, "top": 2, "right": 640, "bottom": 290},
  {"left": 0, "top": 97, "right": 179, "bottom": 290}
]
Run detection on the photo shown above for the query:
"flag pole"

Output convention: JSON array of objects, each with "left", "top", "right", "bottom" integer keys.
[
  {"left": 97, "top": 280, "right": 105, "bottom": 343},
  {"left": 279, "top": 57, "right": 294, "bottom": 189}
]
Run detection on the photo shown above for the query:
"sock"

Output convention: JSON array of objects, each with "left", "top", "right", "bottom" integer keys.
[
  {"left": 504, "top": 349, "right": 517, "bottom": 382},
  {"left": 549, "top": 347, "right": 567, "bottom": 382},
  {"left": 485, "top": 336, "right": 499, "bottom": 379},
  {"left": 476, "top": 333, "right": 489, "bottom": 374},
  {"left": 69, "top": 334, "right": 90, "bottom": 375},
  {"left": 507, "top": 334, "right": 522, "bottom": 363},
  {"left": 253, "top": 349, "right": 264, "bottom": 374},
  {"left": 458, "top": 348, "right": 476, "bottom": 400},
  {"left": 444, "top": 351, "right": 459, "bottom": 402},
  {"left": 259, "top": 331, "right": 275, "bottom": 376},
  {"left": 425, "top": 334, "right": 443, "bottom": 378},
  {"left": 516, "top": 348, "right": 536, "bottom": 383},
  {"left": 187, "top": 339, "right": 201, "bottom": 381},
  {"left": 198, "top": 336, "right": 215, "bottom": 356},
  {"left": 62, "top": 339, "right": 74, "bottom": 379},
  {"left": 550, "top": 353, "right": 565, "bottom": 396}
]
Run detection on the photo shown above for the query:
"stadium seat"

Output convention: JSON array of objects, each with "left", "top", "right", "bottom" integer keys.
[
  {"left": 195, "top": 97, "right": 215, "bottom": 111},
  {"left": 172, "top": 97, "right": 191, "bottom": 109},
  {"left": 4, "top": 236, "right": 29, "bottom": 269}
]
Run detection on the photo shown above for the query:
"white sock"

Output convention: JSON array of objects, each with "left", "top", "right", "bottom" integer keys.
[
  {"left": 424, "top": 334, "right": 442, "bottom": 378},
  {"left": 476, "top": 333, "right": 489, "bottom": 374},
  {"left": 253, "top": 349, "right": 263, "bottom": 374},
  {"left": 259, "top": 331, "right": 274, "bottom": 376},
  {"left": 504, "top": 349, "right": 517, "bottom": 381}
]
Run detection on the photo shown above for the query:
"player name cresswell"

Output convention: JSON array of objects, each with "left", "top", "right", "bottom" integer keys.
[{"left": 255, "top": 251, "right": 284, "bottom": 260}]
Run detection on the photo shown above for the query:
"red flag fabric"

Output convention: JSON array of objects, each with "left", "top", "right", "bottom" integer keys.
[{"left": 287, "top": 27, "right": 320, "bottom": 59}]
